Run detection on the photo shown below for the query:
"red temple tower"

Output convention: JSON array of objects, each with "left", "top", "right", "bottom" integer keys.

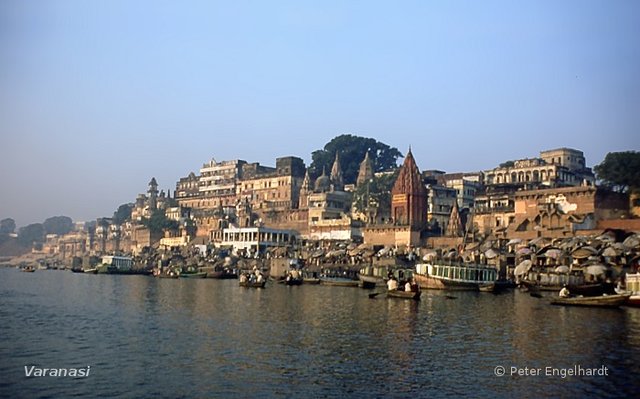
[{"left": 390, "top": 148, "right": 427, "bottom": 229}]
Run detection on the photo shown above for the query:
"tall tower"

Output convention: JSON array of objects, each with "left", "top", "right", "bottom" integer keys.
[
  {"left": 390, "top": 148, "right": 427, "bottom": 229},
  {"left": 148, "top": 177, "right": 159, "bottom": 211},
  {"left": 298, "top": 169, "right": 311, "bottom": 209},
  {"left": 446, "top": 200, "right": 463, "bottom": 237},
  {"left": 330, "top": 152, "right": 344, "bottom": 191},
  {"left": 356, "top": 151, "right": 374, "bottom": 187}
]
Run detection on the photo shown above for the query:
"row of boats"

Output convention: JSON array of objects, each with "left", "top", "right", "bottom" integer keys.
[{"left": 32, "top": 253, "right": 640, "bottom": 307}]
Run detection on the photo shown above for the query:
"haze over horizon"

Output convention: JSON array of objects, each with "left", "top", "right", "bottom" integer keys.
[{"left": 1, "top": 1, "right": 639, "bottom": 228}]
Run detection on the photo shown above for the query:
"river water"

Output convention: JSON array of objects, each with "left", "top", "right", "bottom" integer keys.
[{"left": 1, "top": 268, "right": 639, "bottom": 398}]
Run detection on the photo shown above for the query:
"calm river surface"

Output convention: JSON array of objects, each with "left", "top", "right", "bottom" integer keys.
[{"left": 1, "top": 267, "right": 639, "bottom": 398}]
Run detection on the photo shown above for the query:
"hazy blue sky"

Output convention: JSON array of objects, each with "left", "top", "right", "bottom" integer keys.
[{"left": 1, "top": 0, "right": 639, "bottom": 227}]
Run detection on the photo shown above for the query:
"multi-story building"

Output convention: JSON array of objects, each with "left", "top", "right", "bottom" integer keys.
[
  {"left": 484, "top": 148, "right": 594, "bottom": 188},
  {"left": 237, "top": 156, "right": 306, "bottom": 212},
  {"left": 198, "top": 159, "right": 246, "bottom": 207},
  {"left": 425, "top": 183, "right": 457, "bottom": 234},
  {"left": 439, "top": 172, "right": 483, "bottom": 209}
]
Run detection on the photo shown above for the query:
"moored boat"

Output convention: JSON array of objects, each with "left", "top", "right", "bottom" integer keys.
[
  {"left": 206, "top": 268, "right": 238, "bottom": 279},
  {"left": 180, "top": 272, "right": 207, "bottom": 278},
  {"left": 550, "top": 294, "right": 630, "bottom": 308},
  {"left": 479, "top": 283, "right": 495, "bottom": 293},
  {"left": 414, "top": 262, "right": 497, "bottom": 291},
  {"left": 386, "top": 289, "right": 421, "bottom": 300},
  {"left": 239, "top": 280, "right": 267, "bottom": 288},
  {"left": 158, "top": 273, "right": 179, "bottom": 279},
  {"left": 21, "top": 266, "right": 36, "bottom": 272},
  {"left": 319, "top": 277, "right": 359, "bottom": 287},
  {"left": 621, "top": 272, "right": 640, "bottom": 307}
]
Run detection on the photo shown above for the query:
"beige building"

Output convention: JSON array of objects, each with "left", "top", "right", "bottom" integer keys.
[
  {"left": 484, "top": 148, "right": 594, "bottom": 188},
  {"left": 237, "top": 156, "right": 306, "bottom": 212},
  {"left": 474, "top": 185, "right": 628, "bottom": 240}
]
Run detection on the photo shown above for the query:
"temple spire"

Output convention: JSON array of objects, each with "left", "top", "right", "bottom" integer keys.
[{"left": 357, "top": 151, "right": 374, "bottom": 187}]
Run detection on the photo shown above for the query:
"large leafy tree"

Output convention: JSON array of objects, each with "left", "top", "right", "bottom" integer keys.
[
  {"left": 113, "top": 203, "right": 133, "bottom": 225},
  {"left": 142, "top": 210, "right": 179, "bottom": 234},
  {"left": 0, "top": 218, "right": 16, "bottom": 235},
  {"left": 18, "top": 223, "right": 45, "bottom": 247},
  {"left": 594, "top": 151, "right": 640, "bottom": 193},
  {"left": 309, "top": 134, "right": 403, "bottom": 184},
  {"left": 352, "top": 170, "right": 399, "bottom": 217},
  {"left": 43, "top": 216, "right": 74, "bottom": 235}
]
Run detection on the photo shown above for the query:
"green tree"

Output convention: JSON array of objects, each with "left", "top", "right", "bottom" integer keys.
[
  {"left": 352, "top": 170, "right": 399, "bottom": 216},
  {"left": 18, "top": 223, "right": 45, "bottom": 247},
  {"left": 594, "top": 151, "right": 640, "bottom": 193},
  {"left": 0, "top": 218, "right": 16, "bottom": 235},
  {"left": 113, "top": 203, "right": 133, "bottom": 225},
  {"left": 142, "top": 210, "right": 179, "bottom": 234},
  {"left": 43, "top": 216, "right": 74, "bottom": 235},
  {"left": 309, "top": 134, "right": 402, "bottom": 184}
]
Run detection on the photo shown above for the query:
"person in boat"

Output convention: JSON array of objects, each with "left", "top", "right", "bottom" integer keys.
[
  {"left": 387, "top": 277, "right": 398, "bottom": 291},
  {"left": 239, "top": 273, "right": 248, "bottom": 284},
  {"left": 404, "top": 280, "right": 412, "bottom": 292},
  {"left": 559, "top": 285, "right": 571, "bottom": 298},
  {"left": 256, "top": 272, "right": 264, "bottom": 283}
]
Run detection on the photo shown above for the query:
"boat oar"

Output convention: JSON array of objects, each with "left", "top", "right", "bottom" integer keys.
[
  {"left": 445, "top": 295, "right": 457, "bottom": 300},
  {"left": 369, "top": 291, "right": 386, "bottom": 298}
]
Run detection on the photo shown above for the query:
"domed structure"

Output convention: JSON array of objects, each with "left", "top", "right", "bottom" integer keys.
[{"left": 314, "top": 167, "right": 331, "bottom": 193}]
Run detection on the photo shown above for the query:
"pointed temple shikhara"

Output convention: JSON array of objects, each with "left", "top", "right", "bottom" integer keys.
[{"left": 391, "top": 148, "right": 428, "bottom": 229}]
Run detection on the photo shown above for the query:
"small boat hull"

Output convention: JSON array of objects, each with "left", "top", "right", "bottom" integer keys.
[
  {"left": 479, "top": 283, "right": 495, "bottom": 293},
  {"left": 627, "top": 295, "right": 640, "bottom": 307},
  {"left": 414, "top": 273, "right": 481, "bottom": 291},
  {"left": 550, "top": 294, "right": 630, "bottom": 308},
  {"left": 206, "top": 270, "right": 238, "bottom": 279},
  {"left": 320, "top": 278, "right": 359, "bottom": 287},
  {"left": 239, "top": 281, "right": 267, "bottom": 288},
  {"left": 387, "top": 290, "right": 421, "bottom": 300},
  {"left": 181, "top": 272, "right": 207, "bottom": 278}
]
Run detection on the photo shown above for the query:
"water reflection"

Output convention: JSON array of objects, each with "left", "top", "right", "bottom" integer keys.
[{"left": 0, "top": 269, "right": 639, "bottom": 398}]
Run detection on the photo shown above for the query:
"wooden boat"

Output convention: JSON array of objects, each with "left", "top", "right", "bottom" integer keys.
[
  {"left": 21, "top": 266, "right": 36, "bottom": 272},
  {"left": 158, "top": 273, "right": 179, "bottom": 279},
  {"left": 479, "top": 283, "right": 495, "bottom": 293},
  {"left": 284, "top": 276, "right": 303, "bottom": 286},
  {"left": 206, "top": 269, "right": 238, "bottom": 279},
  {"left": 620, "top": 273, "right": 640, "bottom": 307},
  {"left": 358, "top": 265, "right": 387, "bottom": 289},
  {"left": 303, "top": 277, "right": 321, "bottom": 285},
  {"left": 358, "top": 274, "right": 384, "bottom": 289},
  {"left": 519, "top": 271, "right": 585, "bottom": 291},
  {"left": 414, "top": 262, "right": 497, "bottom": 291},
  {"left": 180, "top": 272, "right": 207, "bottom": 279},
  {"left": 550, "top": 294, "right": 630, "bottom": 308},
  {"left": 522, "top": 281, "right": 614, "bottom": 296},
  {"left": 83, "top": 268, "right": 98, "bottom": 274},
  {"left": 319, "top": 277, "right": 359, "bottom": 287},
  {"left": 239, "top": 280, "right": 266, "bottom": 288},
  {"left": 387, "top": 289, "right": 421, "bottom": 300}
]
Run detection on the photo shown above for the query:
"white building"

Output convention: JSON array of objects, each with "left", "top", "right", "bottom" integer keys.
[{"left": 221, "top": 226, "right": 297, "bottom": 254}]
